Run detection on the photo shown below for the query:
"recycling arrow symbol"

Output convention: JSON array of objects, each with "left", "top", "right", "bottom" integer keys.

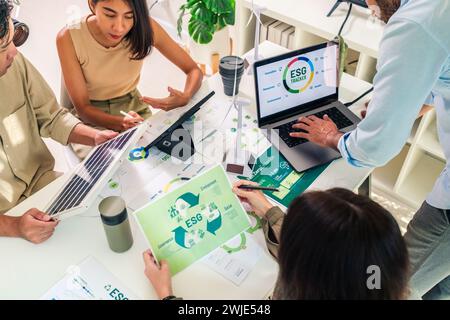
[
  {"left": 177, "top": 192, "right": 200, "bottom": 208},
  {"left": 172, "top": 226, "right": 189, "bottom": 248},
  {"left": 206, "top": 214, "right": 222, "bottom": 235}
]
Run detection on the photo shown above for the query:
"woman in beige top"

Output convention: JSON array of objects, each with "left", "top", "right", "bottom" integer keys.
[{"left": 56, "top": 0, "right": 203, "bottom": 158}]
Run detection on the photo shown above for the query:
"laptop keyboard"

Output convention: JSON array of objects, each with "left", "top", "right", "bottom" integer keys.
[{"left": 275, "top": 107, "right": 354, "bottom": 148}]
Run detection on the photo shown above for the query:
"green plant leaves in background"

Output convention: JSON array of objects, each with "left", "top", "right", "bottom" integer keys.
[
  {"left": 217, "top": 10, "right": 235, "bottom": 28},
  {"left": 178, "top": 0, "right": 236, "bottom": 44},
  {"left": 205, "top": 0, "right": 233, "bottom": 15},
  {"left": 188, "top": 18, "right": 214, "bottom": 44}
]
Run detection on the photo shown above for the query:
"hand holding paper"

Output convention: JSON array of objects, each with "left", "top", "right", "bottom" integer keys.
[
  {"left": 134, "top": 165, "right": 251, "bottom": 275},
  {"left": 143, "top": 250, "right": 173, "bottom": 299}
]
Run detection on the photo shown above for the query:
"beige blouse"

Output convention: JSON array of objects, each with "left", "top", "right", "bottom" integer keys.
[
  {"left": 0, "top": 53, "right": 81, "bottom": 213},
  {"left": 67, "top": 16, "right": 143, "bottom": 101}
]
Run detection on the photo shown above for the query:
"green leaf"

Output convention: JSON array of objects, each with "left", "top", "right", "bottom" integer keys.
[
  {"left": 179, "top": 0, "right": 235, "bottom": 44},
  {"left": 177, "top": 4, "right": 187, "bottom": 38},
  {"left": 206, "top": 0, "right": 234, "bottom": 15},
  {"left": 219, "top": 10, "right": 235, "bottom": 26},
  {"left": 190, "top": 1, "right": 204, "bottom": 11},
  {"left": 217, "top": 16, "right": 227, "bottom": 30},
  {"left": 191, "top": 2, "right": 214, "bottom": 23},
  {"left": 188, "top": 18, "right": 214, "bottom": 44},
  {"left": 187, "top": 0, "right": 201, "bottom": 7}
]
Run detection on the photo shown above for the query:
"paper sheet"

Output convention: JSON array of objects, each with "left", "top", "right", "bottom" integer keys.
[
  {"left": 133, "top": 165, "right": 251, "bottom": 275},
  {"left": 202, "top": 234, "right": 263, "bottom": 286},
  {"left": 40, "top": 256, "right": 139, "bottom": 300},
  {"left": 101, "top": 152, "right": 211, "bottom": 211}
]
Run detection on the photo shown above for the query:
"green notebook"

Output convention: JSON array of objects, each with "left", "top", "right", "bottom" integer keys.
[{"left": 240, "top": 147, "right": 329, "bottom": 208}]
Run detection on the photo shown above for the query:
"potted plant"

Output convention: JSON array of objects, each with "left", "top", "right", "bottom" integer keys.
[{"left": 177, "top": 0, "right": 236, "bottom": 71}]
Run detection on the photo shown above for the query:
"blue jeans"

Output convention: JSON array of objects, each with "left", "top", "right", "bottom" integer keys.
[{"left": 404, "top": 201, "right": 450, "bottom": 300}]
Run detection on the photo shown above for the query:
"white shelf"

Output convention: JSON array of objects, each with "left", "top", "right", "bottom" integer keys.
[
  {"left": 236, "top": 0, "right": 381, "bottom": 82},
  {"left": 407, "top": 118, "right": 421, "bottom": 144},
  {"left": 396, "top": 151, "right": 446, "bottom": 208},
  {"left": 373, "top": 145, "right": 410, "bottom": 193},
  {"left": 417, "top": 116, "right": 445, "bottom": 161},
  {"left": 238, "top": 0, "right": 384, "bottom": 58}
]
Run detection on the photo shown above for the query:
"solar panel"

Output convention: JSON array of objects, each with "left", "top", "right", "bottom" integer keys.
[{"left": 45, "top": 125, "right": 146, "bottom": 219}]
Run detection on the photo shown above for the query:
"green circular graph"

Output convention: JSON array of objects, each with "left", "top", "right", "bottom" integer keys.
[{"left": 283, "top": 56, "right": 315, "bottom": 94}]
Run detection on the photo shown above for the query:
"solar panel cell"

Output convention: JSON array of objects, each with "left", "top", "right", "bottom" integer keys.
[{"left": 47, "top": 128, "right": 138, "bottom": 217}]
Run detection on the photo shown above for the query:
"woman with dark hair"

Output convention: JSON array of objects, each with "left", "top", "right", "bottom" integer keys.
[
  {"left": 57, "top": 0, "right": 203, "bottom": 158},
  {"left": 143, "top": 181, "right": 410, "bottom": 300}
]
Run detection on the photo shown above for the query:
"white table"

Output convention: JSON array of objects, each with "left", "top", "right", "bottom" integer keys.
[
  {"left": 237, "top": 0, "right": 384, "bottom": 81},
  {"left": 0, "top": 42, "right": 373, "bottom": 300}
]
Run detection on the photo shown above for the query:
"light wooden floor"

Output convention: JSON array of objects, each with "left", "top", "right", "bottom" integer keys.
[{"left": 372, "top": 188, "right": 416, "bottom": 235}]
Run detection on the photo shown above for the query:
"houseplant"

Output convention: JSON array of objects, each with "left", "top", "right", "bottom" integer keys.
[
  {"left": 177, "top": 0, "right": 236, "bottom": 45},
  {"left": 177, "top": 0, "right": 236, "bottom": 72}
]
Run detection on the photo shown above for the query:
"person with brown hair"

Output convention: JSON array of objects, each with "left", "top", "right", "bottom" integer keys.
[
  {"left": 143, "top": 181, "right": 410, "bottom": 300},
  {"left": 56, "top": 0, "right": 203, "bottom": 159}
]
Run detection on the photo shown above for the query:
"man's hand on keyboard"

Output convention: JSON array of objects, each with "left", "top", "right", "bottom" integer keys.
[{"left": 290, "top": 115, "right": 343, "bottom": 150}]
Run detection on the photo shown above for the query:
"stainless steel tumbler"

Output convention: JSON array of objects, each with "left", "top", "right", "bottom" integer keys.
[{"left": 98, "top": 196, "right": 133, "bottom": 253}]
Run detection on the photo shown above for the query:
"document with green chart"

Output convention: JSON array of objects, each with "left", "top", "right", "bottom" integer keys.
[
  {"left": 240, "top": 146, "right": 329, "bottom": 208},
  {"left": 134, "top": 165, "right": 251, "bottom": 275}
]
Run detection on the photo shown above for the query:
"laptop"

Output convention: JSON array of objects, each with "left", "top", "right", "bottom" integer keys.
[
  {"left": 45, "top": 124, "right": 147, "bottom": 220},
  {"left": 253, "top": 41, "right": 360, "bottom": 172}
]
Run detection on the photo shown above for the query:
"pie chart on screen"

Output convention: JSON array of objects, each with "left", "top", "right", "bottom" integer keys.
[{"left": 282, "top": 56, "right": 315, "bottom": 94}]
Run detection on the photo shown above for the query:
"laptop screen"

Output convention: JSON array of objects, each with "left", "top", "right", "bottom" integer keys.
[{"left": 255, "top": 42, "right": 338, "bottom": 124}]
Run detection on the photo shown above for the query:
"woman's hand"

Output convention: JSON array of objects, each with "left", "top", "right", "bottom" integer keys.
[
  {"left": 143, "top": 250, "right": 173, "bottom": 300},
  {"left": 232, "top": 181, "right": 274, "bottom": 218},
  {"left": 141, "top": 87, "right": 190, "bottom": 112},
  {"left": 121, "top": 111, "right": 144, "bottom": 131}
]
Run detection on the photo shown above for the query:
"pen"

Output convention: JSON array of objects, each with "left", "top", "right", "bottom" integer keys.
[
  {"left": 238, "top": 185, "right": 280, "bottom": 192},
  {"left": 199, "top": 129, "right": 218, "bottom": 142},
  {"left": 120, "top": 110, "right": 143, "bottom": 124},
  {"left": 120, "top": 110, "right": 133, "bottom": 118}
]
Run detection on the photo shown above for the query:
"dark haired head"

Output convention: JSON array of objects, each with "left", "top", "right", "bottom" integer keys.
[
  {"left": 276, "top": 188, "right": 409, "bottom": 300},
  {"left": 0, "top": 0, "right": 13, "bottom": 47},
  {"left": 90, "top": 0, "right": 153, "bottom": 60}
]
